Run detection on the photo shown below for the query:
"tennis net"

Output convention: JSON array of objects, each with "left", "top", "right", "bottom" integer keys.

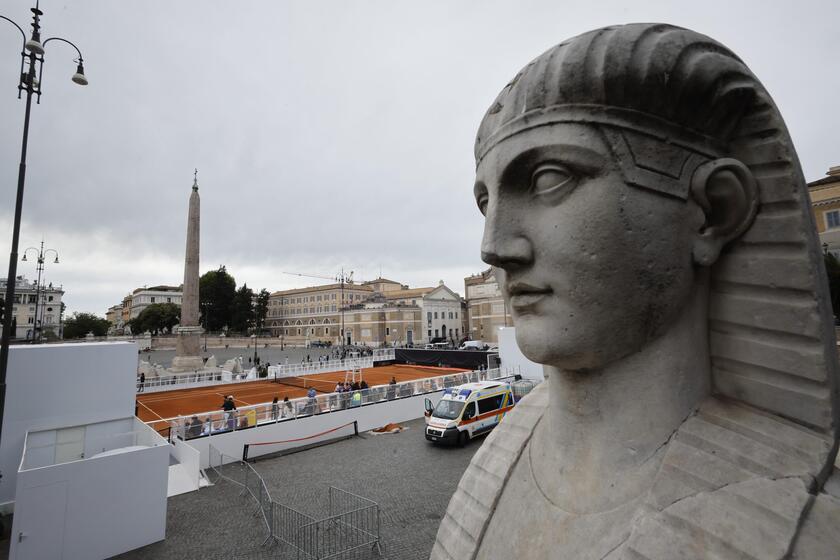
[{"left": 274, "top": 375, "right": 338, "bottom": 393}]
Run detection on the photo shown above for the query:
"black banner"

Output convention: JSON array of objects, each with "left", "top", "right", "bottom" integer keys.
[{"left": 394, "top": 348, "right": 491, "bottom": 370}]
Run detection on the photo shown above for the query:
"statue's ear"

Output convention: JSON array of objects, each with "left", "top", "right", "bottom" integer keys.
[{"left": 690, "top": 158, "right": 758, "bottom": 266}]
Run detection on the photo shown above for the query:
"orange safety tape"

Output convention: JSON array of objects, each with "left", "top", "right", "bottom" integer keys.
[{"left": 246, "top": 421, "right": 357, "bottom": 446}]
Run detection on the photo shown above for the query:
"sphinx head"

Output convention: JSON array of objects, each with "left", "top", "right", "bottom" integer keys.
[{"left": 474, "top": 25, "right": 762, "bottom": 369}]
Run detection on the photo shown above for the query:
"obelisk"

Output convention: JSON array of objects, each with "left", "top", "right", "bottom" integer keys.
[{"left": 171, "top": 170, "right": 204, "bottom": 372}]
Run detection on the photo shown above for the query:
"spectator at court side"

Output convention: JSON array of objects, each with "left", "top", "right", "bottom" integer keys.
[
  {"left": 138, "top": 372, "right": 145, "bottom": 392},
  {"left": 360, "top": 379, "right": 369, "bottom": 391},
  {"left": 271, "top": 396, "right": 280, "bottom": 421},
  {"left": 307, "top": 387, "right": 317, "bottom": 414},
  {"left": 387, "top": 377, "right": 397, "bottom": 400},
  {"left": 201, "top": 417, "right": 211, "bottom": 436},
  {"left": 351, "top": 380, "right": 360, "bottom": 391},
  {"left": 187, "top": 416, "right": 202, "bottom": 438},
  {"left": 331, "top": 382, "right": 342, "bottom": 410},
  {"left": 351, "top": 390, "right": 362, "bottom": 407},
  {"left": 282, "top": 396, "right": 293, "bottom": 418}
]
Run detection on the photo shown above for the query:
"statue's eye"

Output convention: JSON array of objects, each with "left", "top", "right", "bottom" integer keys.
[{"left": 531, "top": 164, "right": 576, "bottom": 197}]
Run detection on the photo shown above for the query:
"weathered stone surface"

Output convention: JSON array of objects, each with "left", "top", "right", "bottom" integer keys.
[
  {"left": 432, "top": 22, "right": 839, "bottom": 560},
  {"left": 171, "top": 173, "right": 203, "bottom": 372},
  {"left": 791, "top": 492, "right": 840, "bottom": 558}
]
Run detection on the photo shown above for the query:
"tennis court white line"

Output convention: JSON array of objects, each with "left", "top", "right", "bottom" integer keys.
[{"left": 137, "top": 400, "right": 166, "bottom": 421}]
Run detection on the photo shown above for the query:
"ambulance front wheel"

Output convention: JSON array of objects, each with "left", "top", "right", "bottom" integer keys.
[{"left": 457, "top": 430, "right": 469, "bottom": 447}]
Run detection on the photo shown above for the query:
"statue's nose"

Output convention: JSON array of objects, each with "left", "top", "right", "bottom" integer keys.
[{"left": 480, "top": 206, "right": 533, "bottom": 269}]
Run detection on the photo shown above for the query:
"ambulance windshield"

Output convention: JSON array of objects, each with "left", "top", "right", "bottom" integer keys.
[{"left": 433, "top": 399, "right": 465, "bottom": 420}]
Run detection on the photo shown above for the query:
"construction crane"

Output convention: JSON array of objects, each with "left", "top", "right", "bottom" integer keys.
[{"left": 283, "top": 269, "right": 354, "bottom": 349}]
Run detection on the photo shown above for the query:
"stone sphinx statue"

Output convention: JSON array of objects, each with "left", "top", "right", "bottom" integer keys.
[{"left": 432, "top": 23, "right": 840, "bottom": 559}]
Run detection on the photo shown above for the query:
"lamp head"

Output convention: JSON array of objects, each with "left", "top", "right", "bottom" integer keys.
[
  {"left": 25, "top": 38, "right": 44, "bottom": 55},
  {"left": 21, "top": 254, "right": 27, "bottom": 262},
  {"left": 53, "top": 256, "right": 59, "bottom": 264},
  {"left": 71, "top": 61, "right": 88, "bottom": 86}
]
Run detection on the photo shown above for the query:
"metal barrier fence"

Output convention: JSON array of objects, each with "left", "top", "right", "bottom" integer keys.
[
  {"left": 165, "top": 366, "right": 518, "bottom": 442},
  {"left": 139, "top": 351, "right": 393, "bottom": 393},
  {"left": 209, "top": 444, "right": 382, "bottom": 558}
]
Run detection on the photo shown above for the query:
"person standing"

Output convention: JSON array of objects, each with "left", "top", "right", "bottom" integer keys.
[
  {"left": 138, "top": 372, "right": 145, "bottom": 392},
  {"left": 271, "top": 396, "right": 280, "bottom": 421},
  {"left": 222, "top": 395, "right": 236, "bottom": 430}
]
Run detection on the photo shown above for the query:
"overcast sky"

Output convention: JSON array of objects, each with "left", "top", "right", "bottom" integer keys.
[{"left": 1, "top": 0, "right": 838, "bottom": 316}]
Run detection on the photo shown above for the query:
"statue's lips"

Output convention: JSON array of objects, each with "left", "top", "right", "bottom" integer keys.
[{"left": 508, "top": 283, "right": 552, "bottom": 310}]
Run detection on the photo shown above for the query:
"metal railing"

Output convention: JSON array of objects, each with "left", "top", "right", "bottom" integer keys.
[
  {"left": 208, "top": 444, "right": 382, "bottom": 558},
  {"left": 165, "top": 367, "right": 516, "bottom": 442},
  {"left": 297, "top": 487, "right": 382, "bottom": 559},
  {"left": 138, "top": 350, "right": 395, "bottom": 393}
]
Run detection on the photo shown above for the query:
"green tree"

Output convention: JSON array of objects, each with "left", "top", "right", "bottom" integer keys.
[
  {"left": 199, "top": 265, "right": 236, "bottom": 332},
  {"left": 128, "top": 303, "right": 181, "bottom": 335},
  {"left": 63, "top": 312, "right": 110, "bottom": 339},
  {"left": 255, "top": 288, "right": 270, "bottom": 334},
  {"left": 229, "top": 284, "right": 254, "bottom": 334}
]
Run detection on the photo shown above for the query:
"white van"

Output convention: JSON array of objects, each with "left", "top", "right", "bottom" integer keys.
[
  {"left": 424, "top": 381, "right": 515, "bottom": 446},
  {"left": 459, "top": 340, "right": 485, "bottom": 350}
]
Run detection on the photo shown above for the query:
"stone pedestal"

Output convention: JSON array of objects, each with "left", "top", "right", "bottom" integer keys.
[{"left": 170, "top": 326, "right": 204, "bottom": 372}]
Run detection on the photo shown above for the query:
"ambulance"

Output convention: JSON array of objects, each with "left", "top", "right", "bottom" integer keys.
[{"left": 424, "top": 380, "right": 515, "bottom": 446}]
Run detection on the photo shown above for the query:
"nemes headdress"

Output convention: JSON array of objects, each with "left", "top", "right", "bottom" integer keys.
[{"left": 476, "top": 24, "right": 839, "bottom": 440}]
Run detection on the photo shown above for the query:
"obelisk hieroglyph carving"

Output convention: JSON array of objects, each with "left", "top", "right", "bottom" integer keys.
[{"left": 171, "top": 170, "right": 204, "bottom": 372}]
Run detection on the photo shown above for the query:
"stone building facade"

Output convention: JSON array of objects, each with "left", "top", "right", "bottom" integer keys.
[
  {"left": 808, "top": 165, "right": 840, "bottom": 257},
  {"left": 117, "top": 285, "right": 183, "bottom": 323},
  {"left": 267, "top": 277, "right": 463, "bottom": 346},
  {"left": 464, "top": 268, "right": 509, "bottom": 344},
  {"left": 0, "top": 275, "right": 64, "bottom": 340}
]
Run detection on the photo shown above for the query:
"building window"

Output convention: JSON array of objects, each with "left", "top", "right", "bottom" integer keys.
[
  {"left": 386, "top": 327, "right": 390, "bottom": 336},
  {"left": 48, "top": 296, "right": 53, "bottom": 302},
  {"left": 167, "top": 297, "right": 171, "bottom": 303},
  {"left": 28, "top": 295, "right": 36, "bottom": 304},
  {"left": 455, "top": 312, "right": 458, "bottom": 319},
  {"left": 427, "top": 312, "right": 432, "bottom": 321},
  {"left": 428, "top": 329, "right": 432, "bottom": 337},
  {"left": 455, "top": 328, "right": 459, "bottom": 337},
  {"left": 150, "top": 297, "right": 156, "bottom": 303},
  {"left": 297, "top": 328, "right": 301, "bottom": 335},
  {"left": 827, "top": 210, "right": 840, "bottom": 229},
  {"left": 449, "top": 312, "right": 453, "bottom": 319}
]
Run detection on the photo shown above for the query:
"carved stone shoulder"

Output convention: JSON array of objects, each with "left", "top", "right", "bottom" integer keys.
[
  {"left": 430, "top": 381, "right": 548, "bottom": 560},
  {"left": 621, "top": 397, "right": 835, "bottom": 559}
]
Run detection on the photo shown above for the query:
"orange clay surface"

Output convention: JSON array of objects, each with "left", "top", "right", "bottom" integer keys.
[{"left": 136, "top": 364, "right": 467, "bottom": 428}]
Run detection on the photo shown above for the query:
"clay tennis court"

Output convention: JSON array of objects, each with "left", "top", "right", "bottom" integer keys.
[{"left": 136, "top": 364, "right": 467, "bottom": 428}]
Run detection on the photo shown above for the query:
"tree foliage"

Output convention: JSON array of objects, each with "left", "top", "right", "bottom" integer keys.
[
  {"left": 230, "top": 284, "right": 254, "bottom": 334},
  {"left": 255, "top": 289, "right": 270, "bottom": 334},
  {"left": 199, "top": 265, "right": 236, "bottom": 332},
  {"left": 63, "top": 312, "right": 110, "bottom": 339},
  {"left": 128, "top": 303, "right": 181, "bottom": 335}
]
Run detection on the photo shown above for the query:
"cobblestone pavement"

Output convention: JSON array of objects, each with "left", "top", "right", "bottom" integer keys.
[{"left": 117, "top": 417, "right": 479, "bottom": 560}]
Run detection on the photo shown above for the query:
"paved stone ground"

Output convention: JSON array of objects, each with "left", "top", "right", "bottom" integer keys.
[{"left": 116, "top": 417, "right": 479, "bottom": 560}]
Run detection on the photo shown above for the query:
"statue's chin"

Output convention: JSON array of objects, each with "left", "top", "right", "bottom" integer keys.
[{"left": 516, "top": 328, "right": 625, "bottom": 372}]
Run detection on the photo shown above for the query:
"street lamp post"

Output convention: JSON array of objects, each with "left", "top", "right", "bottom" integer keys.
[
  {"left": 22, "top": 240, "right": 58, "bottom": 343},
  {"left": 0, "top": 1, "right": 87, "bottom": 469},
  {"left": 201, "top": 302, "right": 210, "bottom": 352}
]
